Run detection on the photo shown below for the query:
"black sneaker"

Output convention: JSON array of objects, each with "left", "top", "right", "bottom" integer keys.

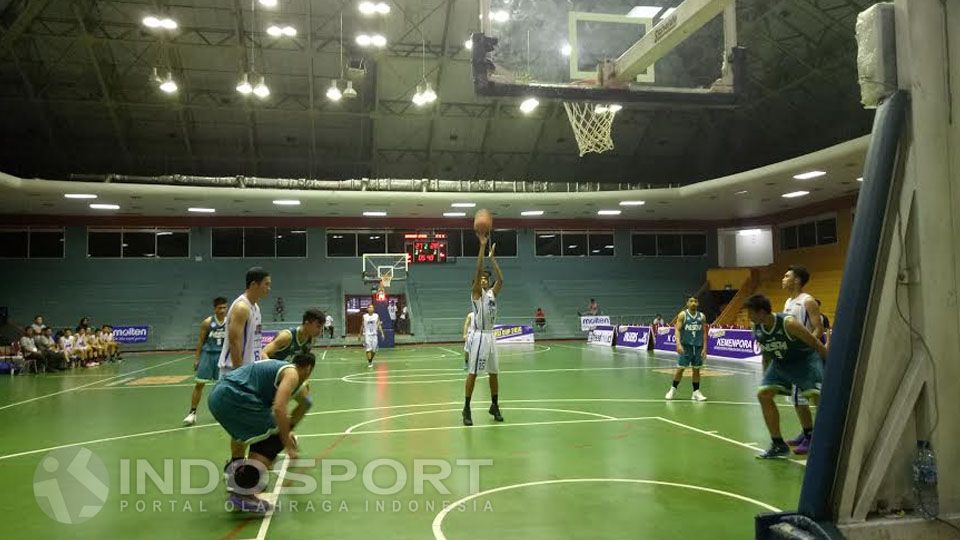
[
  {"left": 462, "top": 408, "right": 473, "bottom": 426},
  {"left": 756, "top": 442, "right": 791, "bottom": 459},
  {"left": 489, "top": 404, "right": 504, "bottom": 422}
]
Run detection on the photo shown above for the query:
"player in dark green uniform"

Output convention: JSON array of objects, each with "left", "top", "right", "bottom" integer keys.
[
  {"left": 208, "top": 353, "right": 315, "bottom": 513},
  {"left": 183, "top": 297, "right": 229, "bottom": 426},
  {"left": 744, "top": 294, "right": 829, "bottom": 459},
  {"left": 666, "top": 297, "right": 709, "bottom": 401},
  {"left": 262, "top": 308, "right": 325, "bottom": 361}
]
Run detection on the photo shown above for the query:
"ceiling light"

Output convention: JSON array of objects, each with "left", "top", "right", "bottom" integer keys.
[
  {"left": 627, "top": 6, "right": 663, "bottom": 18},
  {"left": 343, "top": 80, "right": 358, "bottom": 99},
  {"left": 464, "top": 38, "right": 473, "bottom": 50},
  {"left": 451, "top": 202, "right": 476, "bottom": 208},
  {"left": 64, "top": 194, "right": 97, "bottom": 199},
  {"left": 592, "top": 250, "right": 600, "bottom": 254},
  {"left": 568, "top": 245, "right": 578, "bottom": 249},
  {"left": 735, "top": 190, "right": 748, "bottom": 195},
  {"left": 259, "top": 0, "right": 277, "bottom": 7},
  {"left": 608, "top": 104, "right": 623, "bottom": 113},
  {"left": 519, "top": 97, "right": 539, "bottom": 114},
  {"left": 595, "top": 104, "right": 609, "bottom": 114},
  {"left": 738, "top": 229, "right": 762, "bottom": 236},
  {"left": 236, "top": 74, "right": 253, "bottom": 95},
  {"left": 597, "top": 210, "right": 622, "bottom": 216},
  {"left": 253, "top": 77, "right": 270, "bottom": 98},
  {"left": 327, "top": 80, "right": 343, "bottom": 102},
  {"left": 491, "top": 9, "right": 509, "bottom": 23},
  {"left": 359, "top": 1, "right": 376, "bottom": 14},
  {"left": 420, "top": 82, "right": 437, "bottom": 104},
  {"left": 539, "top": 234, "right": 556, "bottom": 239},
  {"left": 521, "top": 210, "right": 544, "bottom": 216},
  {"left": 412, "top": 90, "right": 427, "bottom": 106},
  {"left": 443, "top": 212, "right": 466, "bottom": 217},
  {"left": 282, "top": 26, "right": 297, "bottom": 37},
  {"left": 370, "top": 34, "right": 387, "bottom": 48},
  {"left": 604, "top": 244, "right": 615, "bottom": 249},
  {"left": 273, "top": 199, "right": 301, "bottom": 206},
  {"left": 159, "top": 78, "right": 178, "bottom": 94},
  {"left": 142, "top": 16, "right": 161, "bottom": 28},
  {"left": 793, "top": 170, "right": 826, "bottom": 180},
  {"left": 782, "top": 191, "right": 810, "bottom": 199},
  {"left": 356, "top": 34, "right": 372, "bottom": 47},
  {"left": 291, "top": 230, "right": 307, "bottom": 234},
  {"left": 188, "top": 207, "right": 216, "bottom": 213},
  {"left": 267, "top": 25, "right": 283, "bottom": 37},
  {"left": 363, "top": 211, "right": 387, "bottom": 217},
  {"left": 159, "top": 18, "right": 178, "bottom": 30},
  {"left": 156, "top": 231, "right": 174, "bottom": 236},
  {"left": 375, "top": 2, "right": 391, "bottom": 14},
  {"left": 90, "top": 203, "right": 119, "bottom": 210},
  {"left": 619, "top": 200, "right": 645, "bottom": 206},
  {"left": 857, "top": 176, "right": 864, "bottom": 182},
  {"left": 561, "top": 43, "right": 572, "bottom": 57}
]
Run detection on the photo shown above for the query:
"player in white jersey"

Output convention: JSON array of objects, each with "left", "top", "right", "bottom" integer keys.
[
  {"left": 462, "top": 311, "right": 475, "bottom": 371},
  {"left": 780, "top": 265, "right": 823, "bottom": 455},
  {"left": 217, "top": 267, "right": 271, "bottom": 464},
  {"left": 360, "top": 304, "right": 385, "bottom": 368},
  {"left": 462, "top": 235, "right": 504, "bottom": 426}
]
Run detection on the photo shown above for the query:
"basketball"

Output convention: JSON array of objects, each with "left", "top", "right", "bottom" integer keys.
[{"left": 474, "top": 209, "right": 493, "bottom": 237}]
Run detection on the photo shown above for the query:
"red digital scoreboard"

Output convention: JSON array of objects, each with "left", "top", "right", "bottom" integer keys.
[{"left": 404, "top": 233, "right": 448, "bottom": 264}]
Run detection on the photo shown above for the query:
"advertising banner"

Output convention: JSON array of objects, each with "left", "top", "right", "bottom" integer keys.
[
  {"left": 706, "top": 328, "right": 762, "bottom": 360},
  {"left": 494, "top": 325, "right": 535, "bottom": 343},
  {"left": 111, "top": 325, "right": 149, "bottom": 344},
  {"left": 580, "top": 315, "right": 612, "bottom": 331},
  {"left": 615, "top": 326, "right": 651, "bottom": 350},
  {"left": 587, "top": 325, "right": 615, "bottom": 346}
]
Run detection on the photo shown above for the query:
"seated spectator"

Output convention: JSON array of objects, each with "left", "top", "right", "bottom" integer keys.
[
  {"left": 59, "top": 329, "right": 81, "bottom": 368},
  {"left": 74, "top": 328, "right": 97, "bottom": 367},
  {"left": 35, "top": 327, "right": 68, "bottom": 370},
  {"left": 534, "top": 308, "right": 546, "bottom": 330},
  {"left": 30, "top": 315, "right": 46, "bottom": 334},
  {"left": 76, "top": 317, "right": 91, "bottom": 332},
  {"left": 87, "top": 330, "right": 106, "bottom": 363},
  {"left": 19, "top": 327, "right": 46, "bottom": 372},
  {"left": 587, "top": 299, "right": 599, "bottom": 315},
  {"left": 100, "top": 325, "right": 121, "bottom": 361},
  {"left": 652, "top": 314, "right": 665, "bottom": 327}
]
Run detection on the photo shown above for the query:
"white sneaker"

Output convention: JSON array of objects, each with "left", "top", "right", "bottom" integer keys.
[
  {"left": 183, "top": 412, "right": 197, "bottom": 426},
  {"left": 692, "top": 390, "right": 707, "bottom": 402},
  {"left": 665, "top": 387, "right": 677, "bottom": 400},
  {"left": 367, "top": 362, "right": 373, "bottom": 369}
]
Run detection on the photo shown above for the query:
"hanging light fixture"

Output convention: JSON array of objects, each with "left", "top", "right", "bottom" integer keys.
[
  {"left": 236, "top": 73, "right": 253, "bottom": 95},
  {"left": 343, "top": 80, "right": 358, "bottom": 99},
  {"left": 412, "top": 30, "right": 437, "bottom": 106},
  {"left": 253, "top": 75, "right": 270, "bottom": 98},
  {"left": 327, "top": 79, "right": 342, "bottom": 101}
]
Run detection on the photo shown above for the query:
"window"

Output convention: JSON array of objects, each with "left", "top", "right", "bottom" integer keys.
[
  {"left": 122, "top": 229, "right": 156, "bottom": 258},
  {"left": 631, "top": 234, "right": 657, "bottom": 256},
  {"left": 156, "top": 230, "right": 190, "bottom": 258},
  {"left": 563, "top": 232, "right": 588, "bottom": 257},
  {"left": 536, "top": 232, "right": 561, "bottom": 257},
  {"left": 386, "top": 232, "right": 407, "bottom": 254},
  {"left": 780, "top": 215, "right": 838, "bottom": 251},
  {"left": 244, "top": 228, "right": 276, "bottom": 257},
  {"left": 462, "top": 231, "right": 480, "bottom": 257},
  {"left": 276, "top": 228, "right": 307, "bottom": 258},
  {"left": 439, "top": 230, "right": 463, "bottom": 258},
  {"left": 326, "top": 232, "right": 357, "bottom": 257},
  {"left": 212, "top": 228, "right": 243, "bottom": 258},
  {"left": 29, "top": 229, "right": 65, "bottom": 258},
  {"left": 88, "top": 230, "right": 122, "bottom": 258},
  {"left": 682, "top": 234, "right": 707, "bottom": 257},
  {"left": 0, "top": 229, "right": 28, "bottom": 258},
  {"left": 632, "top": 232, "right": 707, "bottom": 257},
  {"left": 357, "top": 232, "right": 386, "bottom": 255},
  {"left": 490, "top": 230, "right": 518, "bottom": 257},
  {"left": 657, "top": 234, "right": 682, "bottom": 256},
  {"left": 588, "top": 232, "right": 615, "bottom": 256}
]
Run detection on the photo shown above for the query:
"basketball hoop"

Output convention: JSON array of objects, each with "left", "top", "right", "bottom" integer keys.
[
  {"left": 563, "top": 101, "right": 620, "bottom": 157},
  {"left": 380, "top": 275, "right": 392, "bottom": 290}
]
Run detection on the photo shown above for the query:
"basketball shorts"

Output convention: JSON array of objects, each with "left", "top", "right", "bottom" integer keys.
[
  {"left": 195, "top": 350, "right": 221, "bottom": 383},
  {"left": 364, "top": 334, "right": 379, "bottom": 353},
  {"left": 464, "top": 330, "right": 475, "bottom": 353},
  {"left": 466, "top": 331, "right": 499, "bottom": 375},
  {"left": 208, "top": 382, "right": 277, "bottom": 444},
  {"left": 760, "top": 353, "right": 823, "bottom": 400},
  {"left": 678, "top": 345, "right": 704, "bottom": 368}
]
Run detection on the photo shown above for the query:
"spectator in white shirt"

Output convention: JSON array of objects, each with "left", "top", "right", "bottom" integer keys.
[
  {"left": 19, "top": 327, "right": 45, "bottom": 371},
  {"left": 323, "top": 314, "right": 334, "bottom": 339},
  {"left": 30, "top": 315, "right": 45, "bottom": 334},
  {"left": 35, "top": 327, "right": 67, "bottom": 370}
]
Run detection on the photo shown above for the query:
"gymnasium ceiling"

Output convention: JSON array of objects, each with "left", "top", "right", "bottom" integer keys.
[{"left": 0, "top": 0, "right": 876, "bottom": 184}]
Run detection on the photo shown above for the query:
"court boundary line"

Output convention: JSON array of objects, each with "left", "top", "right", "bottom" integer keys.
[
  {"left": 0, "top": 355, "right": 190, "bottom": 411},
  {"left": 654, "top": 416, "right": 807, "bottom": 467},
  {"left": 430, "top": 478, "right": 783, "bottom": 540},
  {"left": 343, "top": 407, "right": 616, "bottom": 434}
]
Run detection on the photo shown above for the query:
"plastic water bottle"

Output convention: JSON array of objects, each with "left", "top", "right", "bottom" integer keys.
[{"left": 912, "top": 440, "right": 939, "bottom": 518}]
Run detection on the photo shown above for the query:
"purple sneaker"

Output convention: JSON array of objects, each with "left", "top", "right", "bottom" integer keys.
[
  {"left": 793, "top": 436, "right": 812, "bottom": 456},
  {"left": 228, "top": 493, "right": 272, "bottom": 515},
  {"left": 786, "top": 432, "right": 807, "bottom": 447}
]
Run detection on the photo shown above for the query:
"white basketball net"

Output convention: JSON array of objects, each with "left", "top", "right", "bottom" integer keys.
[{"left": 563, "top": 102, "right": 620, "bottom": 157}]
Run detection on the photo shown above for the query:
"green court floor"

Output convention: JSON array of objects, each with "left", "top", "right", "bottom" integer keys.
[{"left": 0, "top": 342, "right": 808, "bottom": 539}]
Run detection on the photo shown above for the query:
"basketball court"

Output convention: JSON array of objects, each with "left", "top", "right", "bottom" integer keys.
[{"left": 1, "top": 343, "right": 807, "bottom": 539}]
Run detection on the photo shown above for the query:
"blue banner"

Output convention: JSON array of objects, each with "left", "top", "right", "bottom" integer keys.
[
  {"left": 587, "top": 325, "right": 615, "bottom": 346},
  {"left": 615, "top": 325, "right": 651, "bottom": 350},
  {"left": 706, "top": 328, "right": 762, "bottom": 360},
  {"left": 494, "top": 325, "right": 535, "bottom": 343},
  {"left": 112, "top": 325, "right": 149, "bottom": 344}
]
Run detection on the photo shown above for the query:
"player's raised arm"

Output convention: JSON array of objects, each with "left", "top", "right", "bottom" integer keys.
[
  {"left": 263, "top": 329, "right": 292, "bottom": 360},
  {"left": 227, "top": 302, "right": 250, "bottom": 369},
  {"left": 489, "top": 243, "right": 504, "bottom": 295},
  {"left": 194, "top": 317, "right": 212, "bottom": 371},
  {"left": 784, "top": 315, "right": 829, "bottom": 360},
  {"left": 472, "top": 234, "right": 488, "bottom": 300}
]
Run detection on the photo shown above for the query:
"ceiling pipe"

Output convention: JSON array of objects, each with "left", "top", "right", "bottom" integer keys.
[{"left": 65, "top": 173, "right": 655, "bottom": 193}]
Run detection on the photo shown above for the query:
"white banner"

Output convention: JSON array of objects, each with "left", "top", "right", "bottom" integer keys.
[
  {"left": 586, "top": 325, "right": 615, "bottom": 346},
  {"left": 580, "top": 315, "right": 612, "bottom": 331}
]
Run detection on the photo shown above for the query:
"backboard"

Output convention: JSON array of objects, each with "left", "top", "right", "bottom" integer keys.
[
  {"left": 473, "top": 0, "right": 743, "bottom": 106},
  {"left": 362, "top": 254, "right": 409, "bottom": 287}
]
